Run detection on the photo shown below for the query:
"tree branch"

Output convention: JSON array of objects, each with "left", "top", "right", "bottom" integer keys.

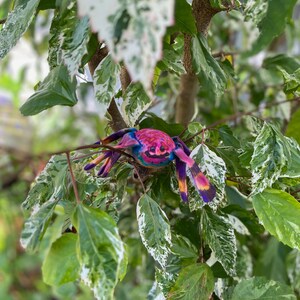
[
  {"left": 175, "top": 0, "right": 221, "bottom": 125},
  {"left": 88, "top": 44, "right": 127, "bottom": 131}
]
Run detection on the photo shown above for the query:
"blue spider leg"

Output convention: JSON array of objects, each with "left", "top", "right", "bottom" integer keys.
[
  {"left": 175, "top": 157, "right": 188, "bottom": 202},
  {"left": 84, "top": 151, "right": 112, "bottom": 170},
  {"left": 174, "top": 148, "right": 216, "bottom": 203}
]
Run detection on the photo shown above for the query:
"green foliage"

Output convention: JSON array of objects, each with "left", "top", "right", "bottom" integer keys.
[
  {"left": 20, "top": 65, "right": 78, "bottom": 115},
  {"left": 168, "top": 263, "right": 214, "bottom": 299},
  {"left": 0, "top": 0, "right": 40, "bottom": 59},
  {"left": 1, "top": 0, "right": 300, "bottom": 299},
  {"left": 72, "top": 204, "right": 126, "bottom": 300},
  {"left": 252, "top": 189, "right": 300, "bottom": 250},
  {"left": 136, "top": 194, "right": 172, "bottom": 269},
  {"left": 231, "top": 277, "right": 296, "bottom": 300},
  {"left": 244, "top": 0, "right": 297, "bottom": 56},
  {"left": 191, "top": 34, "right": 228, "bottom": 97}
]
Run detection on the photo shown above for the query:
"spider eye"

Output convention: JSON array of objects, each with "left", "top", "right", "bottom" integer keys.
[
  {"left": 160, "top": 146, "right": 165, "bottom": 152},
  {"left": 150, "top": 146, "right": 156, "bottom": 152}
]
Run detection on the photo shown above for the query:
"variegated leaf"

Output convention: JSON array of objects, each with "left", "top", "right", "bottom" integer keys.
[
  {"left": 250, "top": 123, "right": 290, "bottom": 194},
  {"left": 94, "top": 54, "right": 121, "bottom": 108},
  {"left": 77, "top": 0, "right": 174, "bottom": 92},
  {"left": 121, "top": 82, "right": 152, "bottom": 126},
  {"left": 136, "top": 194, "right": 172, "bottom": 269},
  {"left": 0, "top": 0, "right": 39, "bottom": 59},
  {"left": 189, "top": 144, "right": 227, "bottom": 210}
]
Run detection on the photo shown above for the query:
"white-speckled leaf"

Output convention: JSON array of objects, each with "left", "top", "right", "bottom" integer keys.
[
  {"left": 203, "top": 208, "right": 237, "bottom": 276},
  {"left": 48, "top": 1, "right": 90, "bottom": 75},
  {"left": 94, "top": 54, "right": 121, "bottom": 107},
  {"left": 0, "top": 0, "right": 39, "bottom": 59},
  {"left": 228, "top": 215, "right": 250, "bottom": 236},
  {"left": 72, "top": 204, "right": 126, "bottom": 300},
  {"left": 189, "top": 144, "right": 226, "bottom": 210},
  {"left": 136, "top": 194, "right": 172, "bottom": 269},
  {"left": 121, "top": 82, "right": 152, "bottom": 126},
  {"left": 250, "top": 123, "right": 290, "bottom": 195},
  {"left": 77, "top": 0, "right": 174, "bottom": 91}
]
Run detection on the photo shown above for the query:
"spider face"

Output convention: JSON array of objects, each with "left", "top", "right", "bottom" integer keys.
[
  {"left": 84, "top": 127, "right": 216, "bottom": 203},
  {"left": 132, "top": 129, "right": 175, "bottom": 167}
]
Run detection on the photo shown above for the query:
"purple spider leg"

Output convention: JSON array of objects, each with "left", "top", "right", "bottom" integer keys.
[
  {"left": 84, "top": 151, "right": 112, "bottom": 170},
  {"left": 174, "top": 147, "right": 216, "bottom": 203},
  {"left": 175, "top": 157, "right": 188, "bottom": 202},
  {"left": 97, "top": 152, "right": 122, "bottom": 177},
  {"left": 84, "top": 128, "right": 139, "bottom": 176},
  {"left": 101, "top": 128, "right": 137, "bottom": 145}
]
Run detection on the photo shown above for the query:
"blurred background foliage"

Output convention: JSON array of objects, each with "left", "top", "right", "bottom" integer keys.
[{"left": 1, "top": 0, "right": 300, "bottom": 299}]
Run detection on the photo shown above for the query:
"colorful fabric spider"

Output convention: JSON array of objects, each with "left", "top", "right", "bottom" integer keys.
[{"left": 84, "top": 128, "right": 216, "bottom": 203}]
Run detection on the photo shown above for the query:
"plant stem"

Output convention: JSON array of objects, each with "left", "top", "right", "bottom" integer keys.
[{"left": 66, "top": 152, "right": 81, "bottom": 204}]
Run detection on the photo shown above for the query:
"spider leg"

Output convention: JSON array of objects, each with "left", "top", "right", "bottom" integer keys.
[
  {"left": 101, "top": 128, "right": 137, "bottom": 145},
  {"left": 97, "top": 152, "right": 122, "bottom": 177},
  {"left": 84, "top": 151, "right": 112, "bottom": 170},
  {"left": 175, "top": 157, "right": 188, "bottom": 202},
  {"left": 174, "top": 148, "right": 216, "bottom": 203}
]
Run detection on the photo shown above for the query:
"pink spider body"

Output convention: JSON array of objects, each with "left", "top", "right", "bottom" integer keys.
[{"left": 84, "top": 128, "right": 216, "bottom": 203}]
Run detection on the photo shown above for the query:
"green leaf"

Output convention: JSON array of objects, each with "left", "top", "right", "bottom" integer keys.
[
  {"left": 191, "top": 34, "right": 227, "bottom": 97},
  {"left": 77, "top": 0, "right": 174, "bottom": 92},
  {"left": 159, "top": 44, "right": 185, "bottom": 75},
  {"left": 189, "top": 144, "right": 227, "bottom": 210},
  {"left": 203, "top": 208, "right": 237, "bottom": 276},
  {"left": 286, "top": 249, "right": 300, "bottom": 294},
  {"left": 263, "top": 54, "right": 300, "bottom": 74},
  {"left": 42, "top": 233, "right": 80, "bottom": 286},
  {"left": 136, "top": 194, "right": 172, "bottom": 268},
  {"left": 20, "top": 65, "right": 78, "bottom": 116},
  {"left": 281, "top": 137, "right": 300, "bottom": 178},
  {"left": 168, "top": 264, "right": 214, "bottom": 300},
  {"left": 139, "top": 114, "right": 184, "bottom": 137},
  {"left": 231, "top": 277, "right": 296, "bottom": 300},
  {"left": 72, "top": 204, "right": 126, "bottom": 300},
  {"left": 278, "top": 67, "right": 300, "bottom": 94},
  {"left": 20, "top": 199, "right": 58, "bottom": 252},
  {"left": 22, "top": 155, "right": 68, "bottom": 211},
  {"left": 255, "top": 237, "right": 289, "bottom": 283},
  {"left": 244, "top": 0, "right": 297, "bottom": 57},
  {"left": 94, "top": 54, "right": 121, "bottom": 108},
  {"left": 47, "top": 1, "right": 90, "bottom": 74},
  {"left": 173, "top": 0, "right": 197, "bottom": 34},
  {"left": 121, "top": 83, "right": 152, "bottom": 127},
  {"left": 0, "top": 0, "right": 39, "bottom": 59},
  {"left": 250, "top": 123, "right": 290, "bottom": 194},
  {"left": 252, "top": 189, "right": 300, "bottom": 250},
  {"left": 286, "top": 108, "right": 300, "bottom": 145}
]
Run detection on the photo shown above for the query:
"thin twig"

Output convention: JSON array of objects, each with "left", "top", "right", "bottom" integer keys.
[
  {"left": 132, "top": 164, "right": 147, "bottom": 194},
  {"left": 66, "top": 152, "right": 81, "bottom": 204},
  {"left": 185, "top": 96, "right": 300, "bottom": 143}
]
